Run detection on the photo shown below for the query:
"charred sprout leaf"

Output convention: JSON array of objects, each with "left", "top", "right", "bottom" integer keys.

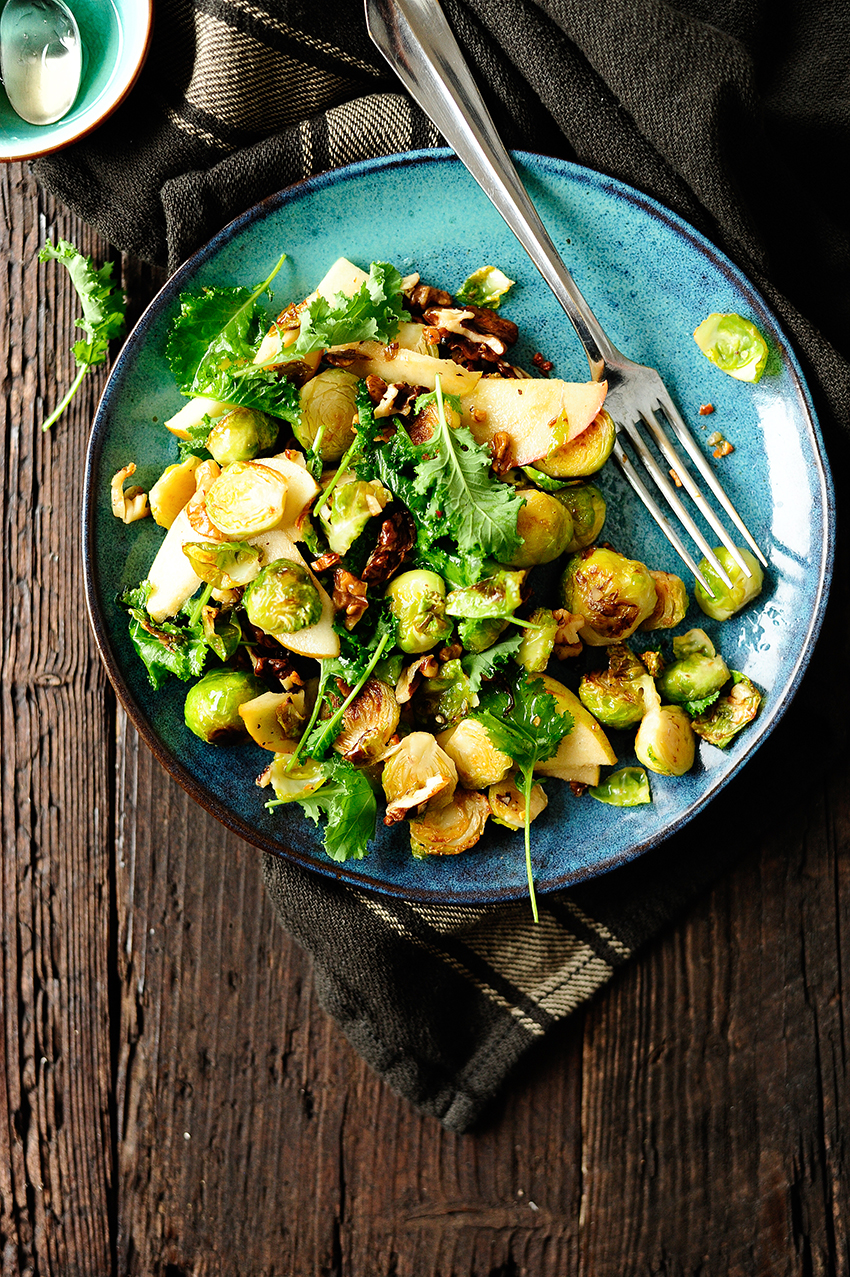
[
  {"left": 320, "top": 478, "right": 391, "bottom": 557},
  {"left": 445, "top": 568, "right": 525, "bottom": 620},
  {"left": 461, "top": 632, "right": 524, "bottom": 695},
  {"left": 589, "top": 767, "right": 651, "bottom": 807},
  {"left": 693, "top": 313, "right": 769, "bottom": 383},
  {"left": 515, "top": 608, "right": 558, "bottom": 674},
  {"left": 200, "top": 608, "right": 242, "bottom": 663},
  {"left": 411, "top": 380, "right": 523, "bottom": 562},
  {"left": 578, "top": 643, "right": 649, "bottom": 730},
  {"left": 182, "top": 540, "right": 261, "bottom": 589},
  {"left": 283, "top": 754, "right": 377, "bottom": 862},
  {"left": 301, "top": 612, "right": 398, "bottom": 762},
  {"left": 474, "top": 673, "right": 573, "bottom": 921},
  {"left": 455, "top": 266, "right": 515, "bottom": 310},
  {"left": 691, "top": 672, "right": 762, "bottom": 748},
  {"left": 119, "top": 582, "right": 209, "bottom": 690},
  {"left": 414, "top": 659, "right": 477, "bottom": 730},
  {"left": 38, "top": 240, "right": 127, "bottom": 431}
]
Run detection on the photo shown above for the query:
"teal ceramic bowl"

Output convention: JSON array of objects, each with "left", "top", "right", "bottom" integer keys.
[
  {"left": 0, "top": 0, "right": 152, "bottom": 161},
  {"left": 84, "top": 151, "right": 834, "bottom": 904}
]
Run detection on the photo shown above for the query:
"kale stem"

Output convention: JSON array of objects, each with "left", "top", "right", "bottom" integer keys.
[
  {"left": 187, "top": 582, "right": 214, "bottom": 628},
  {"left": 523, "top": 774, "right": 539, "bottom": 923},
  {"left": 292, "top": 631, "right": 392, "bottom": 768},
  {"left": 42, "top": 362, "right": 88, "bottom": 431},
  {"left": 312, "top": 435, "right": 362, "bottom": 523}
]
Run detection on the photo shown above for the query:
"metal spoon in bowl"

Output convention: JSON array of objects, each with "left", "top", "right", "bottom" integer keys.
[{"left": 0, "top": 0, "right": 83, "bottom": 126}]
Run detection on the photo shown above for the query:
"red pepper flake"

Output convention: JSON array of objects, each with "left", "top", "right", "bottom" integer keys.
[
  {"left": 669, "top": 468, "right": 683, "bottom": 487},
  {"left": 532, "top": 352, "right": 554, "bottom": 375},
  {"left": 713, "top": 441, "right": 735, "bottom": 458},
  {"left": 699, "top": 403, "right": 715, "bottom": 415}
]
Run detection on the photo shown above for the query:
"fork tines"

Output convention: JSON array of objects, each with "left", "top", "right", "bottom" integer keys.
[{"left": 611, "top": 388, "right": 766, "bottom": 598}]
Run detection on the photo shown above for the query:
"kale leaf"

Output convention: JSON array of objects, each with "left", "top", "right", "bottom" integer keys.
[
  {"left": 293, "top": 754, "right": 377, "bottom": 862},
  {"left": 38, "top": 240, "right": 127, "bottom": 431}
]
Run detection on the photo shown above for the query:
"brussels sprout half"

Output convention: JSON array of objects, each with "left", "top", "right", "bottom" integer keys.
[
  {"left": 560, "top": 546, "right": 658, "bottom": 645},
  {"left": 694, "top": 547, "right": 764, "bottom": 621},
  {"left": 244, "top": 558, "right": 322, "bottom": 635},
  {"left": 693, "top": 313, "right": 769, "bottom": 383},
  {"left": 184, "top": 669, "right": 266, "bottom": 744},
  {"left": 501, "top": 489, "right": 574, "bottom": 568},
  {"left": 385, "top": 569, "right": 453, "bottom": 655},
  {"left": 206, "top": 407, "right": 279, "bottom": 465}
]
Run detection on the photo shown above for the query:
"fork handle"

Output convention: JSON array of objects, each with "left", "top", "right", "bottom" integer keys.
[{"left": 365, "top": 0, "right": 621, "bottom": 378}]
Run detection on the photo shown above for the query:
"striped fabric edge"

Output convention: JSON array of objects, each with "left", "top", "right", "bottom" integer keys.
[{"left": 361, "top": 890, "right": 633, "bottom": 1033}]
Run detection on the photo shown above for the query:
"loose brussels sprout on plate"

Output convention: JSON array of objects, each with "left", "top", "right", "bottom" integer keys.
[
  {"left": 206, "top": 407, "right": 279, "bottom": 465},
  {"left": 409, "top": 788, "right": 491, "bottom": 857},
  {"left": 184, "top": 669, "right": 266, "bottom": 744},
  {"left": 694, "top": 547, "right": 764, "bottom": 621},
  {"left": 501, "top": 489, "right": 574, "bottom": 567},
  {"left": 693, "top": 313, "right": 769, "bottom": 383},
  {"left": 295, "top": 367, "right": 359, "bottom": 461},
  {"left": 386, "top": 569, "right": 453, "bottom": 654},
  {"left": 657, "top": 645, "right": 730, "bottom": 707},
  {"left": 635, "top": 703, "right": 696, "bottom": 776},
  {"left": 560, "top": 546, "right": 658, "bottom": 645},
  {"left": 244, "top": 558, "right": 322, "bottom": 635}
]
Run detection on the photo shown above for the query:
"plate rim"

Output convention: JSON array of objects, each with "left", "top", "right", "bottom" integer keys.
[{"left": 83, "top": 146, "right": 836, "bottom": 904}]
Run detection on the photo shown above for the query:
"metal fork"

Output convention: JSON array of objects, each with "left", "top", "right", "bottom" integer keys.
[{"left": 365, "top": 0, "right": 766, "bottom": 593}]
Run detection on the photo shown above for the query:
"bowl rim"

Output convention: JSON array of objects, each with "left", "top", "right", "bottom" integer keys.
[{"left": 0, "top": 0, "right": 154, "bottom": 162}]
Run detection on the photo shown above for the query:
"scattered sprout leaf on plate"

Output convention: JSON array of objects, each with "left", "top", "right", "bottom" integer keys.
[
  {"left": 693, "top": 313, "right": 769, "bottom": 383},
  {"left": 589, "top": 766, "right": 651, "bottom": 807},
  {"left": 455, "top": 265, "right": 515, "bottom": 309}
]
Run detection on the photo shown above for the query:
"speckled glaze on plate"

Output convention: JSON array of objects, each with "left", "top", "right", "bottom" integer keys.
[{"left": 83, "top": 150, "right": 834, "bottom": 904}]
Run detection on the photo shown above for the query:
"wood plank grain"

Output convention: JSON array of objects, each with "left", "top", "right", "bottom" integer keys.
[{"left": 0, "top": 166, "right": 114, "bottom": 1276}]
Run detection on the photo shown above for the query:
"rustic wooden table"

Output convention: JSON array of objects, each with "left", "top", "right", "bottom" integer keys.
[{"left": 2, "top": 161, "right": 849, "bottom": 1276}]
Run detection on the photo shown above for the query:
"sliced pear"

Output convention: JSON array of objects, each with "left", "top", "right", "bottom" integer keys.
[
  {"left": 459, "top": 378, "right": 608, "bottom": 468},
  {"left": 258, "top": 453, "right": 319, "bottom": 532},
  {"left": 239, "top": 691, "right": 301, "bottom": 753},
  {"left": 148, "top": 455, "right": 202, "bottom": 529},
  {"left": 533, "top": 675, "right": 617, "bottom": 779},
  {"left": 146, "top": 507, "right": 210, "bottom": 622},
  {"left": 333, "top": 341, "right": 481, "bottom": 397},
  {"left": 164, "top": 395, "right": 233, "bottom": 440}
]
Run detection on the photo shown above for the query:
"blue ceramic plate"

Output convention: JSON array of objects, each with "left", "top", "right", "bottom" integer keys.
[{"left": 84, "top": 150, "right": 834, "bottom": 903}]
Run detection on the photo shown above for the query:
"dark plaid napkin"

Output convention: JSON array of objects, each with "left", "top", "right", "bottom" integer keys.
[{"left": 35, "top": 0, "right": 850, "bottom": 1131}]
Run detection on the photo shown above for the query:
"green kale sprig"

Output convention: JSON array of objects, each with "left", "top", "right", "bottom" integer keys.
[
  {"left": 38, "top": 240, "right": 127, "bottom": 431},
  {"left": 473, "top": 673, "right": 573, "bottom": 920}
]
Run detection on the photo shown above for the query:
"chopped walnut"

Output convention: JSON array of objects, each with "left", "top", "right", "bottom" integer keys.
[
  {"left": 489, "top": 431, "right": 513, "bottom": 475},
  {"left": 438, "top": 643, "right": 463, "bottom": 663},
  {"left": 332, "top": 568, "right": 369, "bottom": 630},
  {"left": 111, "top": 463, "right": 150, "bottom": 524},
  {"left": 552, "top": 609, "right": 585, "bottom": 660},
  {"left": 361, "top": 509, "right": 417, "bottom": 585},
  {"left": 310, "top": 550, "right": 341, "bottom": 573},
  {"left": 570, "top": 781, "right": 589, "bottom": 797},
  {"left": 395, "top": 654, "right": 440, "bottom": 704}
]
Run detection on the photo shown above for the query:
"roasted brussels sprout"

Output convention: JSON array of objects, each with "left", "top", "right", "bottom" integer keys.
[
  {"left": 488, "top": 773, "right": 548, "bottom": 829},
  {"left": 385, "top": 570, "right": 453, "bottom": 654},
  {"left": 182, "top": 540, "right": 261, "bottom": 589},
  {"left": 319, "top": 477, "right": 391, "bottom": 556},
  {"left": 560, "top": 546, "right": 658, "bottom": 645},
  {"left": 641, "top": 570, "right": 689, "bottom": 631},
  {"left": 205, "top": 461, "right": 287, "bottom": 537},
  {"left": 409, "top": 788, "right": 491, "bottom": 857},
  {"left": 634, "top": 704, "right": 696, "bottom": 776},
  {"left": 694, "top": 547, "right": 764, "bottom": 621},
  {"left": 557, "top": 482, "right": 607, "bottom": 551},
  {"left": 184, "top": 669, "right": 265, "bottom": 744},
  {"left": 415, "top": 659, "right": 477, "bottom": 729},
  {"left": 693, "top": 313, "right": 769, "bottom": 383},
  {"left": 445, "top": 568, "right": 525, "bottom": 621},
  {"left": 332, "top": 678, "right": 400, "bottom": 765},
  {"left": 691, "top": 672, "right": 762, "bottom": 748},
  {"left": 657, "top": 643, "right": 730, "bottom": 707},
  {"left": 436, "top": 718, "right": 512, "bottom": 790},
  {"left": 382, "top": 732, "right": 458, "bottom": 822},
  {"left": 535, "top": 410, "right": 616, "bottom": 478},
  {"left": 578, "top": 643, "right": 650, "bottom": 729},
  {"left": 295, "top": 368, "right": 359, "bottom": 461},
  {"left": 588, "top": 767, "right": 651, "bottom": 807},
  {"left": 501, "top": 489, "right": 574, "bottom": 568},
  {"left": 244, "top": 558, "right": 322, "bottom": 634},
  {"left": 457, "top": 616, "right": 509, "bottom": 653},
  {"left": 515, "top": 608, "right": 558, "bottom": 674},
  {"left": 206, "top": 407, "right": 278, "bottom": 465}
]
